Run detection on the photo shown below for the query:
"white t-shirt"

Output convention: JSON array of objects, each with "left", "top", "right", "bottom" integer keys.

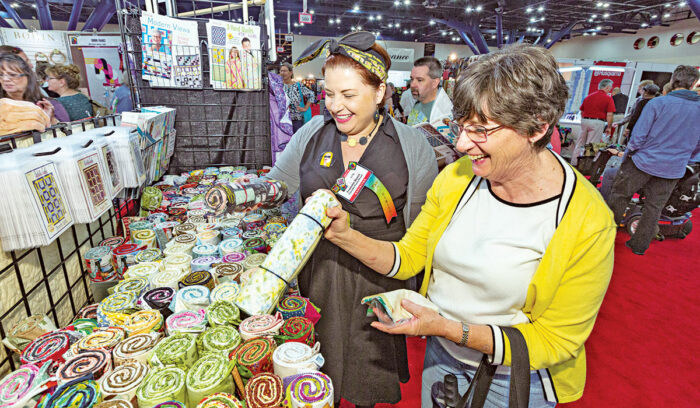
[{"left": 428, "top": 178, "right": 561, "bottom": 370}]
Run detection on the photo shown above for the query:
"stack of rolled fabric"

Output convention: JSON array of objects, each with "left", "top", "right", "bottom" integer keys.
[
  {"left": 100, "top": 360, "right": 149, "bottom": 403},
  {"left": 150, "top": 332, "right": 198, "bottom": 370},
  {"left": 39, "top": 377, "right": 103, "bottom": 408},
  {"left": 185, "top": 353, "right": 236, "bottom": 407},
  {"left": 136, "top": 366, "right": 186, "bottom": 408},
  {"left": 283, "top": 371, "right": 334, "bottom": 408},
  {"left": 245, "top": 372, "right": 284, "bottom": 408},
  {"left": 113, "top": 332, "right": 162, "bottom": 365},
  {"left": 56, "top": 349, "right": 112, "bottom": 383},
  {"left": 230, "top": 337, "right": 277, "bottom": 381},
  {"left": 196, "top": 325, "right": 242, "bottom": 355},
  {"left": 238, "top": 313, "right": 284, "bottom": 340}
]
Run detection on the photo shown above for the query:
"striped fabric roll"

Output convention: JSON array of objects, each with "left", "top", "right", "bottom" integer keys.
[
  {"left": 196, "top": 325, "right": 242, "bottom": 355},
  {"left": 114, "top": 277, "right": 151, "bottom": 298},
  {"left": 150, "top": 269, "right": 187, "bottom": 291},
  {"left": 163, "top": 253, "right": 193, "bottom": 273},
  {"left": 95, "top": 399, "right": 133, "bottom": 408},
  {"left": 0, "top": 363, "right": 51, "bottom": 408},
  {"left": 238, "top": 313, "right": 284, "bottom": 341},
  {"left": 125, "top": 262, "right": 160, "bottom": 280},
  {"left": 192, "top": 244, "right": 219, "bottom": 258},
  {"left": 123, "top": 310, "right": 164, "bottom": 336},
  {"left": 195, "top": 392, "right": 244, "bottom": 408},
  {"left": 210, "top": 282, "right": 240, "bottom": 303},
  {"left": 197, "top": 230, "right": 221, "bottom": 246},
  {"left": 136, "top": 366, "right": 186, "bottom": 408},
  {"left": 152, "top": 401, "right": 186, "bottom": 408},
  {"left": 135, "top": 248, "right": 163, "bottom": 263},
  {"left": 166, "top": 310, "right": 208, "bottom": 335},
  {"left": 220, "top": 227, "right": 242, "bottom": 240},
  {"left": 97, "top": 292, "right": 138, "bottom": 327},
  {"left": 40, "top": 378, "right": 102, "bottom": 408},
  {"left": 163, "top": 243, "right": 194, "bottom": 258},
  {"left": 245, "top": 372, "right": 284, "bottom": 408},
  {"left": 76, "top": 327, "right": 125, "bottom": 352},
  {"left": 242, "top": 253, "right": 266, "bottom": 270},
  {"left": 173, "top": 223, "right": 196, "bottom": 236},
  {"left": 283, "top": 371, "right": 334, "bottom": 408},
  {"left": 220, "top": 252, "right": 245, "bottom": 264},
  {"left": 113, "top": 243, "right": 144, "bottom": 276},
  {"left": 206, "top": 300, "right": 241, "bottom": 326},
  {"left": 21, "top": 331, "right": 72, "bottom": 368},
  {"left": 179, "top": 271, "right": 215, "bottom": 290},
  {"left": 143, "top": 287, "right": 176, "bottom": 317},
  {"left": 99, "top": 236, "right": 125, "bottom": 248},
  {"left": 132, "top": 229, "right": 157, "bottom": 249},
  {"left": 173, "top": 285, "right": 210, "bottom": 313},
  {"left": 113, "top": 332, "right": 162, "bottom": 365},
  {"left": 185, "top": 353, "right": 235, "bottom": 407},
  {"left": 100, "top": 360, "right": 149, "bottom": 402},
  {"left": 191, "top": 256, "right": 220, "bottom": 272},
  {"left": 243, "top": 238, "right": 267, "bottom": 254},
  {"left": 56, "top": 349, "right": 112, "bottom": 383},
  {"left": 150, "top": 332, "right": 198, "bottom": 371},
  {"left": 230, "top": 337, "right": 276, "bottom": 380},
  {"left": 75, "top": 304, "right": 99, "bottom": 320},
  {"left": 276, "top": 317, "right": 316, "bottom": 347},
  {"left": 214, "top": 263, "right": 244, "bottom": 284},
  {"left": 71, "top": 318, "right": 98, "bottom": 336},
  {"left": 276, "top": 296, "right": 321, "bottom": 324},
  {"left": 219, "top": 238, "right": 243, "bottom": 256}
]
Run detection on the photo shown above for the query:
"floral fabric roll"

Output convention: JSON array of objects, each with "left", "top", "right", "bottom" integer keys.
[
  {"left": 76, "top": 327, "right": 125, "bottom": 352},
  {"left": 276, "top": 295, "right": 322, "bottom": 325},
  {"left": 196, "top": 325, "right": 242, "bottom": 356},
  {"left": 195, "top": 392, "right": 244, "bottom": 408},
  {"left": 239, "top": 313, "right": 284, "bottom": 341},
  {"left": 97, "top": 291, "right": 139, "bottom": 327},
  {"left": 166, "top": 310, "right": 207, "bottom": 335},
  {"left": 210, "top": 282, "right": 240, "bottom": 303},
  {"left": 283, "top": 371, "right": 334, "bottom": 408},
  {"left": 56, "top": 349, "right": 112, "bottom": 383},
  {"left": 100, "top": 360, "right": 149, "bottom": 402},
  {"left": 124, "top": 310, "right": 164, "bottom": 336},
  {"left": 276, "top": 317, "right": 316, "bottom": 347},
  {"left": 136, "top": 366, "right": 186, "bottom": 408},
  {"left": 21, "top": 331, "right": 72, "bottom": 367},
  {"left": 206, "top": 300, "right": 241, "bottom": 326},
  {"left": 151, "top": 332, "right": 199, "bottom": 370},
  {"left": 113, "top": 332, "right": 162, "bottom": 365},
  {"left": 236, "top": 191, "right": 338, "bottom": 316},
  {"left": 40, "top": 378, "right": 102, "bottom": 408},
  {"left": 114, "top": 277, "right": 151, "bottom": 298},
  {"left": 230, "top": 337, "right": 276, "bottom": 381},
  {"left": 179, "top": 271, "right": 215, "bottom": 290},
  {"left": 185, "top": 353, "right": 235, "bottom": 407},
  {"left": 244, "top": 372, "right": 284, "bottom": 408},
  {"left": 0, "top": 363, "right": 51, "bottom": 408}
]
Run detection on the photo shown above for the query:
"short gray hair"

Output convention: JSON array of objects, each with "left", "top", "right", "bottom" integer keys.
[
  {"left": 598, "top": 79, "right": 613, "bottom": 90},
  {"left": 414, "top": 56, "right": 442, "bottom": 79},
  {"left": 671, "top": 65, "right": 700, "bottom": 90},
  {"left": 281, "top": 62, "right": 293, "bottom": 73}
]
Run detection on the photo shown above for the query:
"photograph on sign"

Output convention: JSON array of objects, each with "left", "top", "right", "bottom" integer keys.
[{"left": 206, "top": 20, "right": 262, "bottom": 90}]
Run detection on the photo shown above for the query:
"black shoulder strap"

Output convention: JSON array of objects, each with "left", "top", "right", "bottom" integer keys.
[{"left": 501, "top": 327, "right": 530, "bottom": 408}]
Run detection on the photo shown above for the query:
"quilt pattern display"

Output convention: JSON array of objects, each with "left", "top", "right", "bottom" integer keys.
[{"left": 25, "top": 163, "right": 72, "bottom": 238}]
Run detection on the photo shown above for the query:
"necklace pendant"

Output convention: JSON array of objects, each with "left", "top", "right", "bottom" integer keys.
[
  {"left": 359, "top": 136, "right": 368, "bottom": 145},
  {"left": 347, "top": 138, "right": 357, "bottom": 147}
]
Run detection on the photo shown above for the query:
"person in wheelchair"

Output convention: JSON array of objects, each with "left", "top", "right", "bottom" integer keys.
[{"left": 320, "top": 44, "right": 615, "bottom": 407}]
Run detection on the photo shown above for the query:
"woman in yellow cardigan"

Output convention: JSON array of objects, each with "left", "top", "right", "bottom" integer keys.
[{"left": 320, "top": 44, "right": 616, "bottom": 407}]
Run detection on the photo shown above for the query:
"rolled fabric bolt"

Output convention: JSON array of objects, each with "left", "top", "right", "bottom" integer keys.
[
  {"left": 243, "top": 214, "right": 266, "bottom": 231},
  {"left": 192, "top": 244, "right": 218, "bottom": 258},
  {"left": 179, "top": 270, "right": 215, "bottom": 290},
  {"left": 277, "top": 295, "right": 322, "bottom": 325},
  {"left": 75, "top": 304, "right": 99, "bottom": 320},
  {"left": 113, "top": 332, "right": 162, "bottom": 365},
  {"left": 214, "top": 263, "right": 245, "bottom": 284},
  {"left": 143, "top": 287, "right": 176, "bottom": 316},
  {"left": 245, "top": 372, "right": 284, "bottom": 408},
  {"left": 113, "top": 244, "right": 145, "bottom": 277},
  {"left": 21, "top": 330, "right": 72, "bottom": 369},
  {"left": 219, "top": 239, "right": 244, "bottom": 256},
  {"left": 196, "top": 223, "right": 218, "bottom": 233},
  {"left": 238, "top": 313, "right": 284, "bottom": 341},
  {"left": 100, "top": 236, "right": 126, "bottom": 248},
  {"left": 3, "top": 315, "right": 56, "bottom": 353},
  {"left": 267, "top": 216, "right": 287, "bottom": 226},
  {"left": 173, "top": 233, "right": 197, "bottom": 253},
  {"left": 188, "top": 215, "right": 206, "bottom": 224},
  {"left": 56, "top": 349, "right": 112, "bottom": 383},
  {"left": 272, "top": 342, "right": 324, "bottom": 380},
  {"left": 185, "top": 353, "right": 236, "bottom": 407},
  {"left": 283, "top": 371, "right": 334, "bottom": 408},
  {"left": 242, "top": 253, "right": 267, "bottom": 270},
  {"left": 220, "top": 227, "right": 242, "bottom": 240},
  {"left": 197, "top": 230, "right": 221, "bottom": 246},
  {"left": 85, "top": 246, "right": 117, "bottom": 282},
  {"left": 196, "top": 325, "right": 242, "bottom": 355},
  {"left": 188, "top": 209, "right": 206, "bottom": 218},
  {"left": 76, "top": 327, "right": 125, "bottom": 352},
  {"left": 263, "top": 223, "right": 287, "bottom": 240},
  {"left": 136, "top": 366, "right": 186, "bottom": 408},
  {"left": 163, "top": 243, "right": 193, "bottom": 258},
  {"left": 218, "top": 218, "right": 243, "bottom": 229},
  {"left": 114, "top": 277, "right": 151, "bottom": 298},
  {"left": 210, "top": 282, "right": 241, "bottom": 303},
  {"left": 154, "top": 221, "right": 180, "bottom": 247},
  {"left": 230, "top": 337, "right": 276, "bottom": 381},
  {"left": 239, "top": 267, "right": 260, "bottom": 286},
  {"left": 130, "top": 220, "right": 155, "bottom": 236},
  {"left": 241, "top": 230, "right": 264, "bottom": 240},
  {"left": 133, "top": 229, "right": 157, "bottom": 249},
  {"left": 124, "top": 310, "right": 164, "bottom": 335},
  {"left": 152, "top": 401, "right": 186, "bottom": 408},
  {"left": 191, "top": 256, "right": 219, "bottom": 272},
  {"left": 221, "top": 252, "right": 246, "bottom": 265},
  {"left": 173, "top": 224, "right": 196, "bottom": 237},
  {"left": 150, "top": 268, "right": 187, "bottom": 291},
  {"left": 243, "top": 237, "right": 267, "bottom": 254},
  {"left": 163, "top": 254, "right": 192, "bottom": 273},
  {"left": 206, "top": 300, "right": 241, "bottom": 326},
  {"left": 0, "top": 363, "right": 51, "bottom": 407},
  {"left": 125, "top": 262, "right": 160, "bottom": 280},
  {"left": 147, "top": 212, "right": 168, "bottom": 224},
  {"left": 195, "top": 393, "right": 244, "bottom": 408},
  {"left": 72, "top": 318, "right": 98, "bottom": 336},
  {"left": 40, "top": 378, "right": 103, "bottom": 408},
  {"left": 173, "top": 285, "right": 210, "bottom": 313},
  {"left": 150, "top": 332, "right": 198, "bottom": 370},
  {"left": 166, "top": 310, "right": 207, "bottom": 335},
  {"left": 135, "top": 248, "right": 163, "bottom": 263},
  {"left": 100, "top": 360, "right": 149, "bottom": 403},
  {"left": 95, "top": 399, "right": 134, "bottom": 408},
  {"left": 97, "top": 291, "right": 139, "bottom": 327},
  {"left": 275, "top": 316, "right": 316, "bottom": 346},
  {"left": 236, "top": 190, "right": 339, "bottom": 315},
  {"left": 141, "top": 187, "right": 163, "bottom": 211}
]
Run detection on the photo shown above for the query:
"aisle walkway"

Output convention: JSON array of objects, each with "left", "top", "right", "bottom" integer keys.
[{"left": 342, "top": 209, "right": 700, "bottom": 407}]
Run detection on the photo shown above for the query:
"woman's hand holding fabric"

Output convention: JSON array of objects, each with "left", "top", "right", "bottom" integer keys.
[
  {"left": 370, "top": 299, "right": 446, "bottom": 337},
  {"left": 323, "top": 203, "right": 351, "bottom": 242},
  {"left": 36, "top": 99, "right": 56, "bottom": 123}
]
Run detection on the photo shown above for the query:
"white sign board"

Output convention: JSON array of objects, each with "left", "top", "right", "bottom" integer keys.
[
  {"left": 0, "top": 28, "right": 71, "bottom": 66},
  {"left": 68, "top": 34, "right": 122, "bottom": 48},
  {"left": 387, "top": 48, "right": 415, "bottom": 71}
]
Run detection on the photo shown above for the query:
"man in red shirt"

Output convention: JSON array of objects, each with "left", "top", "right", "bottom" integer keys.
[{"left": 571, "top": 79, "right": 616, "bottom": 166}]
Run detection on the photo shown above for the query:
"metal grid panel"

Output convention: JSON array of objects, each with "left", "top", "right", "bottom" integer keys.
[
  {"left": 117, "top": 2, "right": 272, "bottom": 175},
  {"left": 0, "top": 116, "right": 127, "bottom": 378}
]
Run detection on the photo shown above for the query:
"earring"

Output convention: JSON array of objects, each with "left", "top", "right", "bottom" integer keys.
[{"left": 374, "top": 110, "right": 379, "bottom": 121}]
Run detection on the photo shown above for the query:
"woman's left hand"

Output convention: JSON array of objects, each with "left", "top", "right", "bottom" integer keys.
[
  {"left": 296, "top": 105, "right": 308, "bottom": 112},
  {"left": 36, "top": 99, "right": 54, "bottom": 117},
  {"left": 370, "top": 299, "right": 446, "bottom": 337}
]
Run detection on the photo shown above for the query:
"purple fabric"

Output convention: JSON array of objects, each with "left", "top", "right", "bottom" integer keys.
[
  {"left": 268, "top": 72, "right": 293, "bottom": 165},
  {"left": 48, "top": 99, "right": 70, "bottom": 122}
]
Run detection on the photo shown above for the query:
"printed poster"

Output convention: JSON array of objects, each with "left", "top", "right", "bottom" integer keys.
[
  {"left": 206, "top": 20, "right": 262, "bottom": 90},
  {"left": 140, "top": 11, "right": 201, "bottom": 88},
  {"left": 0, "top": 28, "right": 71, "bottom": 67},
  {"left": 24, "top": 163, "right": 72, "bottom": 240},
  {"left": 82, "top": 47, "right": 123, "bottom": 107}
]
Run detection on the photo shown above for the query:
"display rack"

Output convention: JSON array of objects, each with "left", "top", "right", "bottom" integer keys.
[
  {"left": 116, "top": 0, "right": 273, "bottom": 174},
  {"left": 0, "top": 115, "right": 131, "bottom": 377}
]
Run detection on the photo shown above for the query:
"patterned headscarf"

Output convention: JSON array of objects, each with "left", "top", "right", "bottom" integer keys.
[{"left": 294, "top": 31, "right": 388, "bottom": 82}]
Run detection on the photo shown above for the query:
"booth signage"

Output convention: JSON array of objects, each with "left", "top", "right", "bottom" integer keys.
[
  {"left": 285, "top": 35, "right": 294, "bottom": 42},
  {"left": 299, "top": 12, "right": 313, "bottom": 24},
  {"left": 388, "top": 48, "right": 415, "bottom": 63},
  {"left": 68, "top": 34, "right": 122, "bottom": 47},
  {"left": 276, "top": 46, "right": 285, "bottom": 53}
]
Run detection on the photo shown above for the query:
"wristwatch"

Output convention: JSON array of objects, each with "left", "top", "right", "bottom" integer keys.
[{"left": 458, "top": 322, "right": 470, "bottom": 347}]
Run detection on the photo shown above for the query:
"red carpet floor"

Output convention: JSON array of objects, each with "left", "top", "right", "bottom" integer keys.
[{"left": 343, "top": 208, "right": 700, "bottom": 407}]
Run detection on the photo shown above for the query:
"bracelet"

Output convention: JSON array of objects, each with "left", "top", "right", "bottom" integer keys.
[{"left": 458, "top": 322, "right": 470, "bottom": 347}]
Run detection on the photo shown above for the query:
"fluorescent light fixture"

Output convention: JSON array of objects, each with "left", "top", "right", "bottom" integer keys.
[
  {"left": 476, "top": 5, "right": 483, "bottom": 11},
  {"left": 641, "top": 22, "right": 648, "bottom": 27},
  {"left": 491, "top": 34, "right": 496, "bottom": 39},
  {"left": 353, "top": 5, "right": 360, "bottom": 12},
  {"left": 558, "top": 67, "right": 583, "bottom": 73},
  {"left": 588, "top": 66, "right": 625, "bottom": 72},
  {"left": 603, "top": 13, "right": 610, "bottom": 18},
  {"left": 410, "top": 29, "right": 415, "bottom": 33},
  {"left": 310, "top": 10, "right": 314, "bottom": 14},
  {"left": 357, "top": 26, "right": 362, "bottom": 30},
  {"left": 404, "top": 0, "right": 411, "bottom": 4},
  {"left": 377, "top": 15, "right": 382, "bottom": 20},
  {"left": 526, "top": 7, "right": 533, "bottom": 13},
  {"left": 592, "top": 14, "right": 597, "bottom": 18},
  {"left": 537, "top": 5, "right": 544, "bottom": 12},
  {"left": 651, "top": 14, "right": 658, "bottom": 18},
  {"left": 664, "top": 13, "right": 671, "bottom": 18},
  {"left": 430, "top": 20, "right": 435, "bottom": 25},
  {"left": 466, "top": 6, "right": 473, "bottom": 12}
]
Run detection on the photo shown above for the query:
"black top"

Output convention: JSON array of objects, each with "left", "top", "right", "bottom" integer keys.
[
  {"left": 299, "top": 115, "right": 408, "bottom": 222},
  {"left": 628, "top": 98, "right": 652, "bottom": 133},
  {"left": 612, "top": 93, "right": 629, "bottom": 114}
]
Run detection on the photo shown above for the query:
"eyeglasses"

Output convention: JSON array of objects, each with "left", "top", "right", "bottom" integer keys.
[
  {"left": 448, "top": 120, "right": 506, "bottom": 143},
  {"left": 46, "top": 76, "right": 58, "bottom": 81},
  {"left": 0, "top": 73, "right": 26, "bottom": 81}
]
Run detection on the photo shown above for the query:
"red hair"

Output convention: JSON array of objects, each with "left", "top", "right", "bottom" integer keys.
[{"left": 322, "top": 43, "right": 392, "bottom": 109}]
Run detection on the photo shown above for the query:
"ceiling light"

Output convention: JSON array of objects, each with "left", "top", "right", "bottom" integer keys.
[
  {"left": 526, "top": 7, "right": 533, "bottom": 13},
  {"left": 310, "top": 10, "right": 314, "bottom": 14},
  {"left": 430, "top": 20, "right": 435, "bottom": 25},
  {"left": 603, "top": 13, "right": 610, "bottom": 18},
  {"left": 353, "top": 5, "right": 360, "bottom": 12},
  {"left": 530, "top": 17, "right": 536, "bottom": 22},
  {"left": 504, "top": 35, "right": 509, "bottom": 39},
  {"left": 664, "top": 3, "right": 671, "bottom": 7},
  {"left": 466, "top": 6, "right": 473, "bottom": 12},
  {"left": 11, "top": 2, "right": 19, "bottom": 7},
  {"left": 651, "top": 14, "right": 658, "bottom": 18},
  {"left": 491, "top": 34, "right": 496, "bottom": 39},
  {"left": 351, "top": 25, "right": 356, "bottom": 31},
  {"left": 476, "top": 5, "right": 483, "bottom": 12},
  {"left": 641, "top": 22, "right": 648, "bottom": 27},
  {"left": 603, "top": 2, "right": 610, "bottom": 7},
  {"left": 369, "top": 15, "right": 375, "bottom": 20},
  {"left": 336, "top": 18, "right": 341, "bottom": 23},
  {"left": 403, "top": 29, "right": 408, "bottom": 34},
  {"left": 664, "top": 13, "right": 671, "bottom": 18},
  {"left": 583, "top": 32, "right": 589, "bottom": 36},
  {"left": 679, "top": 1, "right": 687, "bottom": 6},
  {"left": 410, "top": 29, "right": 415, "bottom": 33},
  {"left": 592, "top": 14, "right": 597, "bottom": 18},
  {"left": 388, "top": 23, "right": 393, "bottom": 28},
  {"left": 377, "top": 15, "right": 382, "bottom": 20},
  {"left": 588, "top": 18, "right": 593, "bottom": 22},
  {"left": 546, "top": 38, "right": 552, "bottom": 42},
  {"left": 329, "top": 18, "right": 334, "bottom": 24},
  {"left": 357, "top": 26, "right": 362, "bottom": 30},
  {"left": 396, "top": 22, "right": 400, "bottom": 27},
  {"left": 537, "top": 5, "right": 544, "bottom": 12},
  {"left": 404, "top": 0, "right": 411, "bottom": 4},
  {"left": 441, "top": 31, "right": 446, "bottom": 36},
  {"left": 591, "top": 32, "right": 597, "bottom": 36},
  {"left": 596, "top": 1, "right": 603, "bottom": 6},
  {"left": 394, "top": 0, "right": 400, "bottom": 4}
]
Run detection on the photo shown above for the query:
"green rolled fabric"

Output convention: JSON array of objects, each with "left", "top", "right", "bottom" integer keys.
[
  {"left": 206, "top": 300, "right": 241, "bottom": 326},
  {"left": 141, "top": 187, "right": 163, "bottom": 211},
  {"left": 196, "top": 325, "right": 242, "bottom": 356},
  {"left": 185, "top": 353, "right": 235, "bottom": 407},
  {"left": 135, "top": 366, "right": 186, "bottom": 408},
  {"left": 196, "top": 393, "right": 244, "bottom": 408},
  {"left": 150, "top": 332, "right": 198, "bottom": 371}
]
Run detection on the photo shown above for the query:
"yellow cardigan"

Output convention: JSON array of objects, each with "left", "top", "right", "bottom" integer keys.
[{"left": 388, "top": 154, "right": 616, "bottom": 403}]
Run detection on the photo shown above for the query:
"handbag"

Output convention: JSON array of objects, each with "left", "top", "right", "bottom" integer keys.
[
  {"left": 442, "top": 327, "right": 530, "bottom": 408},
  {"left": 296, "top": 82, "right": 313, "bottom": 124}
]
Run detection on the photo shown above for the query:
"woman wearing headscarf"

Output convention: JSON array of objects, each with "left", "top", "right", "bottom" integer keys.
[{"left": 267, "top": 32, "right": 438, "bottom": 407}]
